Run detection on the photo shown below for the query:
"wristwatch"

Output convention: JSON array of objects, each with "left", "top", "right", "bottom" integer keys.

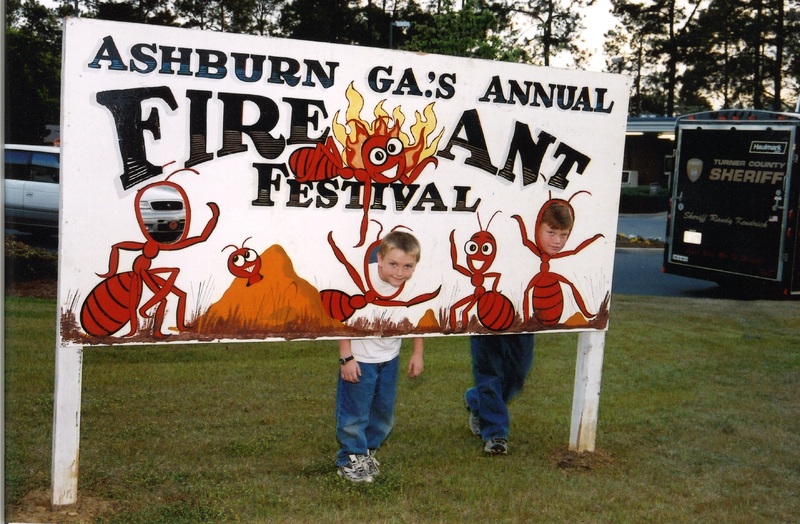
[{"left": 339, "top": 355, "right": 355, "bottom": 365}]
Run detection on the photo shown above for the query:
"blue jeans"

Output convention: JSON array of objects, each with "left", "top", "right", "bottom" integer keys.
[
  {"left": 465, "top": 334, "right": 535, "bottom": 441},
  {"left": 335, "top": 356, "right": 399, "bottom": 466}
]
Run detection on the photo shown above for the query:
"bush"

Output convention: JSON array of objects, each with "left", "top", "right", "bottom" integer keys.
[
  {"left": 4, "top": 236, "right": 58, "bottom": 283},
  {"left": 619, "top": 185, "right": 669, "bottom": 213}
]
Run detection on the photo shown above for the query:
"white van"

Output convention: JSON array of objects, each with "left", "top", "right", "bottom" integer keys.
[{"left": 3, "top": 144, "right": 60, "bottom": 234}]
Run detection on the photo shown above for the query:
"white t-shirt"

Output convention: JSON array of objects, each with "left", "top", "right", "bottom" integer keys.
[{"left": 350, "top": 263, "right": 403, "bottom": 364}]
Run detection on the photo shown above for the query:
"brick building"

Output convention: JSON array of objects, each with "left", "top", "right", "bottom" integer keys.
[{"left": 622, "top": 116, "right": 676, "bottom": 189}]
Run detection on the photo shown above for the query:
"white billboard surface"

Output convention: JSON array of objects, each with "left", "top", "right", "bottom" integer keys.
[{"left": 58, "top": 18, "right": 630, "bottom": 346}]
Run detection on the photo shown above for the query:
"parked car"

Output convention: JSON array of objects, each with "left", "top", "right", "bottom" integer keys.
[
  {"left": 3, "top": 144, "right": 60, "bottom": 235},
  {"left": 4, "top": 144, "right": 184, "bottom": 242},
  {"left": 137, "top": 184, "right": 185, "bottom": 242}
]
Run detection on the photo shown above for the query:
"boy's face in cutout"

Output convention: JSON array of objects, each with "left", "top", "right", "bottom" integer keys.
[
  {"left": 377, "top": 247, "right": 418, "bottom": 287},
  {"left": 537, "top": 223, "right": 571, "bottom": 256}
]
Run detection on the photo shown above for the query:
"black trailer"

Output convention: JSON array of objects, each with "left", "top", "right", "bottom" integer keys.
[{"left": 663, "top": 109, "right": 800, "bottom": 296}]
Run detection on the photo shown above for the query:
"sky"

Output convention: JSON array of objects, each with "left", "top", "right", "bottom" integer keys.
[
  {"left": 580, "top": 0, "right": 618, "bottom": 71},
  {"left": 40, "top": 0, "right": 618, "bottom": 72},
  {"left": 550, "top": 0, "right": 618, "bottom": 71}
]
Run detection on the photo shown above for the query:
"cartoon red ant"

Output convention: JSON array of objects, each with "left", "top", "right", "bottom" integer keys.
[
  {"left": 319, "top": 222, "right": 441, "bottom": 322},
  {"left": 449, "top": 212, "right": 515, "bottom": 332},
  {"left": 223, "top": 237, "right": 263, "bottom": 286},
  {"left": 80, "top": 166, "right": 219, "bottom": 339},
  {"left": 512, "top": 192, "right": 603, "bottom": 326},
  {"left": 289, "top": 83, "right": 440, "bottom": 247}
]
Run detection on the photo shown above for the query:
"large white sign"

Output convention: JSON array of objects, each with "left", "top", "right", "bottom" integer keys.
[{"left": 57, "top": 18, "right": 630, "bottom": 347}]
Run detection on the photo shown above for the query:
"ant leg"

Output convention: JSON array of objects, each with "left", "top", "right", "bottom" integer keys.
[
  {"left": 150, "top": 298, "right": 170, "bottom": 339},
  {"left": 327, "top": 232, "right": 366, "bottom": 292},
  {"left": 354, "top": 183, "right": 373, "bottom": 248},
  {"left": 523, "top": 282, "right": 536, "bottom": 321},
  {"left": 555, "top": 274, "right": 596, "bottom": 319},
  {"left": 172, "top": 286, "right": 189, "bottom": 331},
  {"left": 139, "top": 269, "right": 179, "bottom": 317},
  {"left": 373, "top": 286, "right": 441, "bottom": 309},
  {"left": 448, "top": 304, "right": 459, "bottom": 331},
  {"left": 461, "top": 299, "right": 475, "bottom": 329},
  {"left": 123, "top": 275, "right": 144, "bottom": 337},
  {"left": 449, "top": 295, "right": 473, "bottom": 331}
]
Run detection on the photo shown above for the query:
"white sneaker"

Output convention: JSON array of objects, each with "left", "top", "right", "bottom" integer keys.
[
  {"left": 337, "top": 454, "right": 373, "bottom": 483},
  {"left": 469, "top": 411, "right": 481, "bottom": 437},
  {"left": 364, "top": 449, "right": 380, "bottom": 477},
  {"left": 484, "top": 437, "right": 508, "bottom": 455}
]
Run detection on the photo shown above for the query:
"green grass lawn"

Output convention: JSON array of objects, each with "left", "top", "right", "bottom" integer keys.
[{"left": 5, "top": 294, "right": 800, "bottom": 523}]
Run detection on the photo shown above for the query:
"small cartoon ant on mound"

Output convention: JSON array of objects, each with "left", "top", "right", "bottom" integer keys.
[{"left": 223, "top": 237, "right": 263, "bottom": 287}]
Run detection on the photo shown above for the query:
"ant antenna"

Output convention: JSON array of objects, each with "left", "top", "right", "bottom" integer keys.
[
  {"left": 164, "top": 167, "right": 200, "bottom": 181},
  {"left": 222, "top": 237, "right": 253, "bottom": 252},
  {"left": 390, "top": 224, "right": 414, "bottom": 233},
  {"left": 370, "top": 219, "right": 384, "bottom": 240},
  {"left": 477, "top": 210, "right": 502, "bottom": 231},
  {"left": 485, "top": 210, "right": 501, "bottom": 231},
  {"left": 567, "top": 190, "right": 592, "bottom": 203}
]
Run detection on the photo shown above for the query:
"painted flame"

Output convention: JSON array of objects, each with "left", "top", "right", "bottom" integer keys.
[{"left": 331, "top": 82, "right": 443, "bottom": 171}]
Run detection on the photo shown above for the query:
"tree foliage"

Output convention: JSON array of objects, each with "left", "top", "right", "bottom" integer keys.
[
  {"left": 682, "top": 0, "right": 799, "bottom": 112},
  {"left": 402, "top": 0, "right": 526, "bottom": 61},
  {"left": 279, "top": 0, "right": 367, "bottom": 44},
  {"left": 6, "top": 0, "right": 800, "bottom": 143},
  {"left": 606, "top": 0, "right": 799, "bottom": 116},
  {"left": 511, "top": 0, "right": 595, "bottom": 67},
  {"left": 5, "top": 0, "right": 62, "bottom": 143}
]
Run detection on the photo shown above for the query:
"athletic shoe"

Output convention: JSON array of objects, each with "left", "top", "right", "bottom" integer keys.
[
  {"left": 364, "top": 449, "right": 380, "bottom": 477},
  {"left": 469, "top": 411, "right": 481, "bottom": 437},
  {"left": 484, "top": 437, "right": 508, "bottom": 455},
  {"left": 337, "top": 454, "right": 373, "bottom": 483},
  {"left": 464, "top": 391, "right": 480, "bottom": 437}
]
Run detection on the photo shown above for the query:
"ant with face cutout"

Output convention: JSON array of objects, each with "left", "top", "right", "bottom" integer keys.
[
  {"left": 80, "top": 165, "right": 219, "bottom": 339},
  {"left": 512, "top": 192, "right": 603, "bottom": 326},
  {"left": 320, "top": 222, "right": 441, "bottom": 323}
]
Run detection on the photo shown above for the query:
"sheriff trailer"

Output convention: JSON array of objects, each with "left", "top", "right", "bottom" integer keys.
[{"left": 663, "top": 109, "right": 800, "bottom": 295}]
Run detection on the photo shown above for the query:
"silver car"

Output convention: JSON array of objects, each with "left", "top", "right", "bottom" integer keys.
[
  {"left": 136, "top": 184, "right": 186, "bottom": 242},
  {"left": 4, "top": 144, "right": 185, "bottom": 242},
  {"left": 3, "top": 144, "right": 60, "bottom": 234}
]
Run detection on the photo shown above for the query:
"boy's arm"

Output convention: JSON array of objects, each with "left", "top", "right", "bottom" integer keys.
[
  {"left": 339, "top": 339, "right": 361, "bottom": 383},
  {"left": 407, "top": 337, "right": 424, "bottom": 378}
]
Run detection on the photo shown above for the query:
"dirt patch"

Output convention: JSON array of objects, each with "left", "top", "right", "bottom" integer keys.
[
  {"left": 551, "top": 447, "right": 613, "bottom": 471},
  {"left": 7, "top": 489, "right": 116, "bottom": 524}
]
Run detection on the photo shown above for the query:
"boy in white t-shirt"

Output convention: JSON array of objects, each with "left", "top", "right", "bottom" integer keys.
[{"left": 335, "top": 230, "right": 425, "bottom": 483}]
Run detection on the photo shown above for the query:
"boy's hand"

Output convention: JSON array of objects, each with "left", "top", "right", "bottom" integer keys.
[
  {"left": 407, "top": 353, "right": 424, "bottom": 378},
  {"left": 340, "top": 360, "right": 361, "bottom": 383}
]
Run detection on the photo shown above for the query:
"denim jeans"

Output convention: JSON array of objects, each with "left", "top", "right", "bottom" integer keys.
[
  {"left": 335, "top": 356, "right": 400, "bottom": 466},
  {"left": 465, "top": 334, "right": 535, "bottom": 440}
]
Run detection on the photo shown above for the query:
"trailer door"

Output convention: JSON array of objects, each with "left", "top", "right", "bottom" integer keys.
[{"left": 667, "top": 124, "right": 793, "bottom": 282}]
